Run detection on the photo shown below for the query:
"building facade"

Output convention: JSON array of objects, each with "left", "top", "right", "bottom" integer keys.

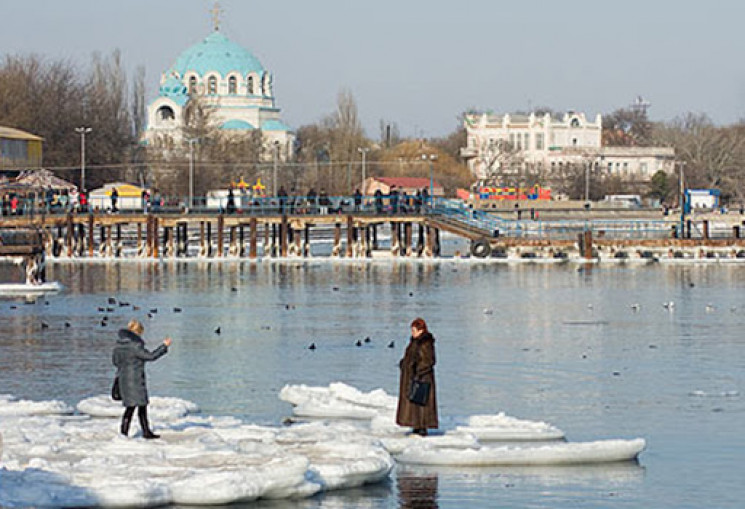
[
  {"left": 461, "top": 112, "right": 675, "bottom": 182},
  {"left": 0, "top": 126, "right": 43, "bottom": 170},
  {"left": 144, "top": 29, "right": 294, "bottom": 160}
]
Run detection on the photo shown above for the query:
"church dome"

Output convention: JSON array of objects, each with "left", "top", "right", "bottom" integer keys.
[{"left": 169, "top": 31, "right": 265, "bottom": 77}]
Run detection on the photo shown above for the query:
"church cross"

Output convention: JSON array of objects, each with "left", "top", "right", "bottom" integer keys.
[{"left": 211, "top": 1, "right": 222, "bottom": 32}]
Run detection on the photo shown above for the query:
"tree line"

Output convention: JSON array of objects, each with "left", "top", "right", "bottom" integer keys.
[{"left": 2, "top": 51, "right": 745, "bottom": 202}]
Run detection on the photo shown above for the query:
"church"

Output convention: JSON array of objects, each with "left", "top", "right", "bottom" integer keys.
[{"left": 143, "top": 15, "right": 294, "bottom": 161}]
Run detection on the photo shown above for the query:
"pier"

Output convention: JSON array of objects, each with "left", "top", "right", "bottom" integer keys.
[{"left": 2, "top": 199, "right": 745, "bottom": 262}]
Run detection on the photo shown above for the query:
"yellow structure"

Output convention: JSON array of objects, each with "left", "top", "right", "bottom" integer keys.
[{"left": 0, "top": 126, "right": 43, "bottom": 169}]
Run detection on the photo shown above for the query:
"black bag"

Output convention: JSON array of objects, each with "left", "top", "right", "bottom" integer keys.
[
  {"left": 111, "top": 377, "right": 122, "bottom": 401},
  {"left": 408, "top": 379, "right": 431, "bottom": 406}
]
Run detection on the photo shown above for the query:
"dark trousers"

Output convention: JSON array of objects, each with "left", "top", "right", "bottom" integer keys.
[{"left": 121, "top": 405, "right": 153, "bottom": 435}]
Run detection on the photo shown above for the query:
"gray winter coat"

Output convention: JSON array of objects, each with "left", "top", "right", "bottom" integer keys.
[{"left": 112, "top": 329, "right": 168, "bottom": 407}]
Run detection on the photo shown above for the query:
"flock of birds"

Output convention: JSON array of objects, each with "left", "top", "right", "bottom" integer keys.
[{"left": 10, "top": 288, "right": 403, "bottom": 351}]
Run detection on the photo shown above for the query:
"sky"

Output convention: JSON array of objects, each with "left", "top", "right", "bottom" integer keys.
[{"left": 2, "top": 0, "right": 745, "bottom": 137}]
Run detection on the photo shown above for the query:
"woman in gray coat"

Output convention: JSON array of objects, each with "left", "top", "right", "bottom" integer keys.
[{"left": 112, "top": 319, "right": 172, "bottom": 439}]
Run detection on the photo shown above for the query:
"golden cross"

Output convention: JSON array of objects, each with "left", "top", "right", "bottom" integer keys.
[{"left": 210, "top": 1, "right": 222, "bottom": 32}]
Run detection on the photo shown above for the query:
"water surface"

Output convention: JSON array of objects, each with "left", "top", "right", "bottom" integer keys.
[{"left": 0, "top": 260, "right": 743, "bottom": 508}]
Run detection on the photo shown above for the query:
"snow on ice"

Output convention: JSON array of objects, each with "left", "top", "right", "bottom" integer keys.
[{"left": 0, "top": 382, "right": 645, "bottom": 507}]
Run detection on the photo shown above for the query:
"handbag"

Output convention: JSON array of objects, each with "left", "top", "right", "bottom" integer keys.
[
  {"left": 111, "top": 377, "right": 122, "bottom": 401},
  {"left": 408, "top": 379, "right": 431, "bottom": 406}
]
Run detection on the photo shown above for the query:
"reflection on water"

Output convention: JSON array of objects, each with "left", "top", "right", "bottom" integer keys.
[
  {"left": 397, "top": 470, "right": 439, "bottom": 509},
  {"left": 2, "top": 260, "right": 745, "bottom": 508}
]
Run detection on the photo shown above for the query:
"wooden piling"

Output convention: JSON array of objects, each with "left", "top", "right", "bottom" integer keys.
[
  {"left": 346, "top": 215, "right": 354, "bottom": 257},
  {"left": 88, "top": 215, "right": 94, "bottom": 258},
  {"left": 304, "top": 224, "right": 311, "bottom": 257},
  {"left": 65, "top": 214, "right": 73, "bottom": 256},
  {"left": 249, "top": 218, "right": 258, "bottom": 259},
  {"left": 217, "top": 215, "right": 224, "bottom": 257},
  {"left": 703, "top": 220, "right": 709, "bottom": 240},
  {"left": 152, "top": 217, "right": 159, "bottom": 258},
  {"left": 404, "top": 222, "right": 413, "bottom": 256},
  {"left": 281, "top": 215, "right": 288, "bottom": 257}
]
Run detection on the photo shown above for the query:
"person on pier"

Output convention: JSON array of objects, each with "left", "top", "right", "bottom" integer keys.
[
  {"left": 396, "top": 317, "right": 438, "bottom": 436},
  {"left": 112, "top": 319, "right": 172, "bottom": 439}
]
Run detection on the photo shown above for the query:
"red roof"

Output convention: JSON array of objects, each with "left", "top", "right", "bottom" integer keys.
[{"left": 375, "top": 177, "right": 442, "bottom": 189}]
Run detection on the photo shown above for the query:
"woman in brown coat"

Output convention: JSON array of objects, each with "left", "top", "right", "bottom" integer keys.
[{"left": 396, "top": 317, "right": 438, "bottom": 435}]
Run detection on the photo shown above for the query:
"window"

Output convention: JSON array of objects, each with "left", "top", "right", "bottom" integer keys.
[
  {"left": 571, "top": 118, "right": 580, "bottom": 127},
  {"left": 247, "top": 76, "right": 254, "bottom": 95},
  {"left": 607, "top": 162, "right": 613, "bottom": 172},
  {"left": 157, "top": 106, "right": 175, "bottom": 121},
  {"left": 623, "top": 162, "right": 629, "bottom": 172},
  {"left": 509, "top": 133, "right": 515, "bottom": 147},
  {"left": 523, "top": 133, "right": 529, "bottom": 149},
  {"left": 536, "top": 133, "right": 544, "bottom": 150},
  {"left": 640, "top": 162, "right": 648, "bottom": 175},
  {"left": 208, "top": 76, "right": 217, "bottom": 95},
  {"left": 189, "top": 76, "right": 197, "bottom": 94},
  {"left": 228, "top": 76, "right": 237, "bottom": 94},
  {"left": 572, "top": 138, "right": 577, "bottom": 146}
]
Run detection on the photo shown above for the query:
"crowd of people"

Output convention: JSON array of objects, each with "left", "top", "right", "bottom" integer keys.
[
  {"left": 221, "top": 185, "right": 432, "bottom": 216},
  {"left": 0, "top": 188, "right": 89, "bottom": 216}
]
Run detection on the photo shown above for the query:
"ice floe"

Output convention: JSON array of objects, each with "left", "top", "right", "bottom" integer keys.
[{"left": 0, "top": 382, "right": 645, "bottom": 507}]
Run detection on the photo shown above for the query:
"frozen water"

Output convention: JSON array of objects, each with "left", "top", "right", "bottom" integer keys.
[{"left": 0, "top": 383, "right": 644, "bottom": 507}]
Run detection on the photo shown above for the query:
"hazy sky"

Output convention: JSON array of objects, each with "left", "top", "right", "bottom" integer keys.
[{"left": 2, "top": 0, "right": 744, "bottom": 137}]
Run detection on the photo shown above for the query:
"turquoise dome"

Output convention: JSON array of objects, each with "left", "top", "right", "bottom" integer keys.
[{"left": 170, "top": 32, "right": 265, "bottom": 77}]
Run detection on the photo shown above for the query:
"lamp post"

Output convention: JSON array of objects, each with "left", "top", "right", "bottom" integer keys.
[
  {"left": 357, "top": 147, "right": 369, "bottom": 194},
  {"left": 679, "top": 161, "right": 687, "bottom": 237},
  {"left": 188, "top": 138, "right": 199, "bottom": 209},
  {"left": 75, "top": 127, "right": 92, "bottom": 191},
  {"left": 421, "top": 153, "right": 438, "bottom": 207},
  {"left": 272, "top": 141, "right": 280, "bottom": 197}
]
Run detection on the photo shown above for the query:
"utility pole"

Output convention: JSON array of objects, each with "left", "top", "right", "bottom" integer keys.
[
  {"left": 358, "top": 147, "right": 369, "bottom": 195},
  {"left": 679, "top": 161, "right": 686, "bottom": 237},
  {"left": 75, "top": 127, "right": 92, "bottom": 191}
]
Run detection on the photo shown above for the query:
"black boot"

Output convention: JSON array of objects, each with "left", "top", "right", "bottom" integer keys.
[
  {"left": 121, "top": 407, "right": 134, "bottom": 437},
  {"left": 138, "top": 405, "right": 160, "bottom": 439}
]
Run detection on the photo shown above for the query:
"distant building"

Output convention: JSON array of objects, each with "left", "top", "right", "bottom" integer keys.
[
  {"left": 144, "top": 28, "right": 294, "bottom": 160},
  {"left": 460, "top": 112, "right": 675, "bottom": 181},
  {"left": 364, "top": 177, "right": 444, "bottom": 197},
  {"left": 0, "top": 126, "right": 43, "bottom": 170}
]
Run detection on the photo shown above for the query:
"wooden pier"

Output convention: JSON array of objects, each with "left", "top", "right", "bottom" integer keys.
[{"left": 0, "top": 212, "right": 442, "bottom": 260}]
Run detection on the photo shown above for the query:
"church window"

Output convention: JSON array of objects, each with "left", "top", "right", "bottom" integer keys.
[
  {"left": 208, "top": 76, "right": 217, "bottom": 95},
  {"left": 228, "top": 76, "right": 237, "bottom": 94},
  {"left": 571, "top": 118, "right": 580, "bottom": 127},
  {"left": 536, "top": 133, "right": 544, "bottom": 150},
  {"left": 189, "top": 76, "right": 197, "bottom": 94},
  {"left": 247, "top": 76, "right": 254, "bottom": 95},
  {"left": 157, "top": 106, "right": 175, "bottom": 122}
]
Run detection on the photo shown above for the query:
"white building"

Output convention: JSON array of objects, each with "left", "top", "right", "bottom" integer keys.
[
  {"left": 144, "top": 28, "right": 294, "bottom": 160},
  {"left": 461, "top": 112, "right": 675, "bottom": 181}
]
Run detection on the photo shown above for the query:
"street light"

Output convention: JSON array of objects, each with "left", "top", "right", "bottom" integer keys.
[
  {"left": 75, "top": 127, "right": 92, "bottom": 191},
  {"left": 272, "top": 141, "right": 280, "bottom": 197},
  {"left": 679, "top": 161, "right": 687, "bottom": 237},
  {"left": 188, "top": 138, "right": 199, "bottom": 209},
  {"left": 421, "top": 153, "right": 438, "bottom": 208},
  {"left": 357, "top": 147, "right": 370, "bottom": 194}
]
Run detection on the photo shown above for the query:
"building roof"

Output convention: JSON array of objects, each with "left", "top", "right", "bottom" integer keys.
[
  {"left": 220, "top": 119, "right": 255, "bottom": 130},
  {"left": 374, "top": 177, "right": 443, "bottom": 189},
  {"left": 14, "top": 169, "right": 75, "bottom": 190},
  {"left": 158, "top": 76, "right": 189, "bottom": 106},
  {"left": 169, "top": 31, "right": 265, "bottom": 78},
  {"left": 261, "top": 119, "right": 292, "bottom": 132},
  {"left": 0, "top": 126, "right": 43, "bottom": 141}
]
